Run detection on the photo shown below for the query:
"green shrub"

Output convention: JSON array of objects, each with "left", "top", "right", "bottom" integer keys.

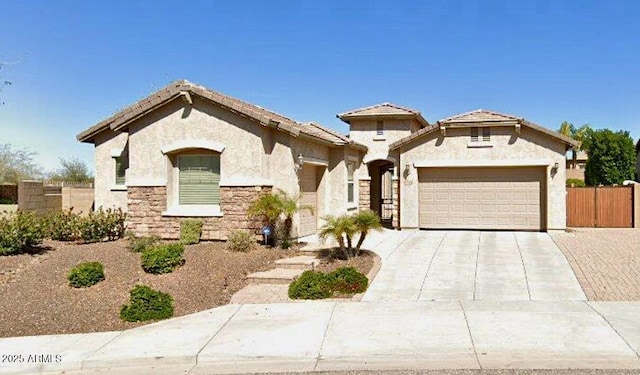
[
  {"left": 78, "top": 208, "right": 127, "bottom": 243},
  {"left": 227, "top": 230, "right": 255, "bottom": 252},
  {"left": 141, "top": 243, "right": 185, "bottom": 274},
  {"left": 180, "top": 219, "right": 203, "bottom": 245},
  {"left": 288, "top": 271, "right": 332, "bottom": 300},
  {"left": 46, "top": 209, "right": 81, "bottom": 241},
  {"left": 127, "top": 232, "right": 161, "bottom": 253},
  {"left": 0, "top": 210, "right": 46, "bottom": 255},
  {"left": 566, "top": 178, "right": 586, "bottom": 187},
  {"left": 120, "top": 285, "right": 174, "bottom": 322},
  {"left": 326, "top": 267, "right": 368, "bottom": 294},
  {"left": 68, "top": 261, "right": 105, "bottom": 288},
  {"left": 0, "top": 198, "right": 14, "bottom": 204}
]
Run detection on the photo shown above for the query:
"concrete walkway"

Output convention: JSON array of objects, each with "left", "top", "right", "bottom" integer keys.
[
  {"left": 362, "top": 230, "right": 586, "bottom": 301},
  {"left": 2, "top": 301, "right": 640, "bottom": 374}
]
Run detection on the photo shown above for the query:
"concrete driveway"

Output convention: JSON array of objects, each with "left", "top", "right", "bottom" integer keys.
[{"left": 362, "top": 230, "right": 586, "bottom": 301}]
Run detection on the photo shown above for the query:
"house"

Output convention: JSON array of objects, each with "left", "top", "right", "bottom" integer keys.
[
  {"left": 77, "top": 80, "right": 367, "bottom": 240},
  {"left": 78, "top": 81, "right": 577, "bottom": 238},
  {"left": 566, "top": 150, "right": 588, "bottom": 181}
]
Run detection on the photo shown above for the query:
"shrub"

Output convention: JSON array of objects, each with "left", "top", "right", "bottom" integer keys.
[
  {"left": 288, "top": 271, "right": 332, "bottom": 300},
  {"left": 0, "top": 198, "right": 14, "bottom": 204},
  {"left": 0, "top": 210, "right": 46, "bottom": 255},
  {"left": 227, "top": 230, "right": 255, "bottom": 252},
  {"left": 326, "top": 267, "right": 368, "bottom": 294},
  {"left": 566, "top": 178, "right": 586, "bottom": 187},
  {"left": 46, "top": 209, "right": 81, "bottom": 241},
  {"left": 180, "top": 220, "right": 203, "bottom": 245},
  {"left": 78, "top": 208, "right": 127, "bottom": 243},
  {"left": 120, "top": 285, "right": 174, "bottom": 322},
  {"left": 127, "top": 232, "right": 161, "bottom": 253},
  {"left": 141, "top": 243, "right": 185, "bottom": 274},
  {"left": 68, "top": 261, "right": 105, "bottom": 288}
]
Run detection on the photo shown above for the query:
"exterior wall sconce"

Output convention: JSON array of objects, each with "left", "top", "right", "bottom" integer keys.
[
  {"left": 403, "top": 163, "right": 411, "bottom": 179},
  {"left": 554, "top": 162, "right": 559, "bottom": 169},
  {"left": 294, "top": 154, "right": 304, "bottom": 171}
]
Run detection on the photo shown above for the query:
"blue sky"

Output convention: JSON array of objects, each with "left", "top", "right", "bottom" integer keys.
[{"left": 1, "top": 0, "right": 639, "bottom": 173}]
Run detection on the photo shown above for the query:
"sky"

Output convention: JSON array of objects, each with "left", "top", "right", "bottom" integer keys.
[{"left": 0, "top": 0, "right": 639, "bottom": 174}]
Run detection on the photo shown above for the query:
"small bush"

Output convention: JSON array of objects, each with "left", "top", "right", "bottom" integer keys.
[
  {"left": 0, "top": 198, "right": 14, "bottom": 204},
  {"left": 326, "top": 267, "right": 368, "bottom": 294},
  {"left": 68, "top": 262, "right": 105, "bottom": 288},
  {"left": 0, "top": 210, "right": 46, "bottom": 255},
  {"left": 141, "top": 243, "right": 185, "bottom": 274},
  {"left": 566, "top": 178, "right": 586, "bottom": 187},
  {"left": 180, "top": 219, "right": 203, "bottom": 245},
  {"left": 78, "top": 208, "right": 126, "bottom": 243},
  {"left": 227, "top": 230, "right": 255, "bottom": 252},
  {"left": 127, "top": 232, "right": 161, "bottom": 253},
  {"left": 120, "top": 285, "right": 174, "bottom": 322},
  {"left": 288, "top": 271, "right": 332, "bottom": 300},
  {"left": 46, "top": 209, "right": 81, "bottom": 241}
]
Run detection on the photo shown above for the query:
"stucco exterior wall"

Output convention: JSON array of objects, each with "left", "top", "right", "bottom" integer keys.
[
  {"left": 94, "top": 131, "right": 128, "bottom": 210},
  {"left": 349, "top": 118, "right": 419, "bottom": 163},
  {"left": 398, "top": 126, "right": 568, "bottom": 230}
]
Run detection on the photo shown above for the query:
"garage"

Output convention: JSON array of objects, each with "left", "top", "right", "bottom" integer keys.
[{"left": 418, "top": 167, "right": 546, "bottom": 231}]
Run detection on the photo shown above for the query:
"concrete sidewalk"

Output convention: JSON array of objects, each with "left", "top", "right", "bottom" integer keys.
[{"left": 2, "top": 301, "right": 640, "bottom": 374}]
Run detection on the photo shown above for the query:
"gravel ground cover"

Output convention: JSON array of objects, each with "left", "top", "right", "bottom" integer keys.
[{"left": 0, "top": 239, "right": 296, "bottom": 337}]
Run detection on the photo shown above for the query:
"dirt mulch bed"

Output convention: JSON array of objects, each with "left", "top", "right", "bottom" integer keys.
[
  {"left": 0, "top": 240, "right": 297, "bottom": 338},
  {"left": 314, "top": 251, "right": 375, "bottom": 276}
]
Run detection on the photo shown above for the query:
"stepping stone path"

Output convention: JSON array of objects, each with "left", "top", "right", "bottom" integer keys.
[{"left": 232, "top": 249, "right": 324, "bottom": 304}]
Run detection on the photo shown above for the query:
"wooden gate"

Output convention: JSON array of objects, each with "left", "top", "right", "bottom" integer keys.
[{"left": 567, "top": 186, "right": 633, "bottom": 228}]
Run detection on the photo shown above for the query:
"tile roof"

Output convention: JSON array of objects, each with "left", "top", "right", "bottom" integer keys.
[
  {"left": 337, "top": 102, "right": 430, "bottom": 127},
  {"left": 77, "top": 80, "right": 365, "bottom": 150},
  {"left": 439, "top": 109, "right": 521, "bottom": 124},
  {"left": 390, "top": 109, "right": 578, "bottom": 150}
]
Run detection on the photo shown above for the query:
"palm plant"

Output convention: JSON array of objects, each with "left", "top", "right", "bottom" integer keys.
[
  {"left": 352, "top": 210, "right": 383, "bottom": 253},
  {"left": 558, "top": 121, "right": 592, "bottom": 168},
  {"left": 247, "top": 189, "right": 312, "bottom": 249},
  {"left": 319, "top": 210, "right": 382, "bottom": 258}
]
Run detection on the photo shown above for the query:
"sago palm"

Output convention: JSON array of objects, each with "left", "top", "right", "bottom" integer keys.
[{"left": 352, "top": 210, "right": 383, "bottom": 254}]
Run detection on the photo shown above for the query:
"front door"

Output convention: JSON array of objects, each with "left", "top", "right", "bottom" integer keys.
[{"left": 299, "top": 165, "right": 318, "bottom": 236}]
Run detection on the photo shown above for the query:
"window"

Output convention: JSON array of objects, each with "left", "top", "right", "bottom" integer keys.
[
  {"left": 376, "top": 121, "right": 384, "bottom": 136},
  {"left": 471, "top": 127, "right": 490, "bottom": 142},
  {"left": 178, "top": 154, "right": 220, "bottom": 205},
  {"left": 114, "top": 147, "right": 128, "bottom": 185},
  {"left": 347, "top": 162, "right": 355, "bottom": 203}
]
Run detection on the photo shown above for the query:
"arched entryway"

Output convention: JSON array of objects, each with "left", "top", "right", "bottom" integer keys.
[{"left": 367, "top": 159, "right": 395, "bottom": 228}]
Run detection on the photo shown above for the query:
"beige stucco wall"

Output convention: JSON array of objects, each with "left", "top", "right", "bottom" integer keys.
[
  {"left": 94, "top": 131, "right": 128, "bottom": 211},
  {"left": 397, "top": 126, "right": 568, "bottom": 230},
  {"left": 349, "top": 118, "right": 419, "bottom": 165}
]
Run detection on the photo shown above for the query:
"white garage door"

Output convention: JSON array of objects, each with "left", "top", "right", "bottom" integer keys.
[
  {"left": 418, "top": 167, "right": 545, "bottom": 231},
  {"left": 298, "top": 165, "right": 318, "bottom": 236}
]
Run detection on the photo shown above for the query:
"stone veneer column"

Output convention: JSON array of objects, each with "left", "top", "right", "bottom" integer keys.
[
  {"left": 127, "top": 185, "right": 272, "bottom": 240},
  {"left": 358, "top": 179, "right": 371, "bottom": 211},
  {"left": 392, "top": 177, "right": 400, "bottom": 229}
]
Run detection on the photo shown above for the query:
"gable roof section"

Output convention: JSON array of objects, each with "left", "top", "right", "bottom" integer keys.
[
  {"left": 77, "top": 80, "right": 366, "bottom": 150},
  {"left": 337, "top": 102, "right": 430, "bottom": 127},
  {"left": 390, "top": 109, "right": 578, "bottom": 150}
]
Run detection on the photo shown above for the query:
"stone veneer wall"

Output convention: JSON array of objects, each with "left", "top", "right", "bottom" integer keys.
[
  {"left": 127, "top": 185, "right": 272, "bottom": 240},
  {"left": 358, "top": 179, "right": 370, "bottom": 211},
  {"left": 392, "top": 178, "right": 399, "bottom": 229}
]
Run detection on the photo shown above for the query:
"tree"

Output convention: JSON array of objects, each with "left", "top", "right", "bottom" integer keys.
[
  {"left": 0, "top": 143, "right": 44, "bottom": 184},
  {"left": 51, "top": 157, "right": 93, "bottom": 183},
  {"left": 558, "top": 122, "right": 591, "bottom": 166},
  {"left": 582, "top": 129, "right": 635, "bottom": 186}
]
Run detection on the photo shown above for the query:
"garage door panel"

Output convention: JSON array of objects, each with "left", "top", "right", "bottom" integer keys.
[{"left": 418, "top": 167, "right": 544, "bottom": 231}]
